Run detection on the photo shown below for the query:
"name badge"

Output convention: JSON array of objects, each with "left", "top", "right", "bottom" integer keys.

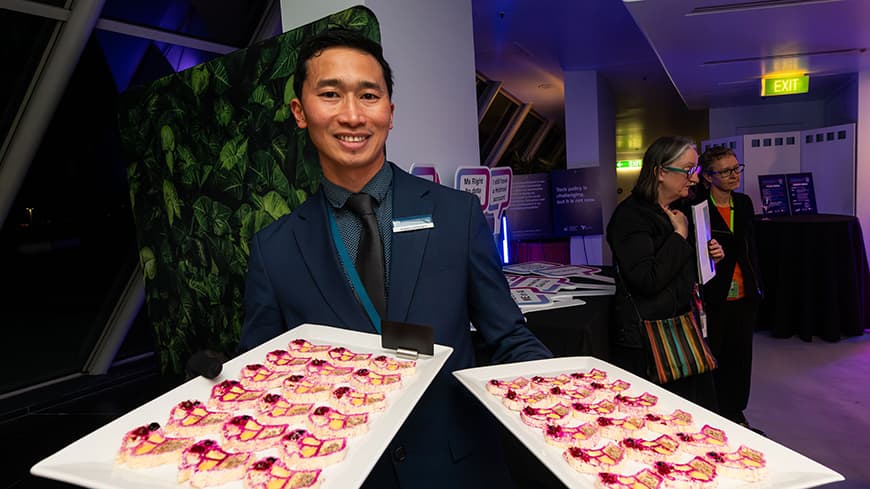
[{"left": 392, "top": 215, "right": 434, "bottom": 233}]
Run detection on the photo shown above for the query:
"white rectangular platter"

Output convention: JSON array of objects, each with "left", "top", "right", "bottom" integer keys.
[
  {"left": 454, "top": 357, "right": 843, "bottom": 489},
  {"left": 32, "top": 323, "right": 452, "bottom": 489}
]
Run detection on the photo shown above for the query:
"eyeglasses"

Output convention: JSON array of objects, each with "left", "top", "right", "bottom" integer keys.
[
  {"left": 662, "top": 165, "right": 701, "bottom": 178},
  {"left": 706, "top": 164, "right": 745, "bottom": 177}
]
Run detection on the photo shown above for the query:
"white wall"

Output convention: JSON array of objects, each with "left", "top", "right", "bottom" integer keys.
[
  {"left": 801, "top": 124, "right": 856, "bottom": 215},
  {"left": 857, "top": 72, "right": 870, "bottom": 261},
  {"left": 709, "top": 100, "right": 825, "bottom": 139},
  {"left": 564, "top": 70, "right": 616, "bottom": 265},
  {"left": 279, "top": 0, "right": 480, "bottom": 180},
  {"left": 741, "top": 132, "right": 802, "bottom": 211}
]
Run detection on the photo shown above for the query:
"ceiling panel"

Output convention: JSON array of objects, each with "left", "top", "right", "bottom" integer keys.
[{"left": 624, "top": 0, "right": 870, "bottom": 108}]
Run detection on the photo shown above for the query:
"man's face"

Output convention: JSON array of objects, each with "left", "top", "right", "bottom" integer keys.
[{"left": 290, "top": 46, "right": 394, "bottom": 183}]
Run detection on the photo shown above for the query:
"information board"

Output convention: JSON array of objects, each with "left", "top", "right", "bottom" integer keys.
[
  {"left": 550, "top": 168, "right": 602, "bottom": 236},
  {"left": 758, "top": 174, "right": 790, "bottom": 216},
  {"left": 786, "top": 172, "right": 817, "bottom": 215}
]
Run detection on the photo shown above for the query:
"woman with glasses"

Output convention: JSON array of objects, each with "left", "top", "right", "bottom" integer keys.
[
  {"left": 606, "top": 136, "right": 723, "bottom": 409},
  {"left": 694, "top": 145, "right": 764, "bottom": 433}
]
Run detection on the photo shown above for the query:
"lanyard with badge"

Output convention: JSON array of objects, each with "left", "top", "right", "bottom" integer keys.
[{"left": 709, "top": 194, "right": 740, "bottom": 299}]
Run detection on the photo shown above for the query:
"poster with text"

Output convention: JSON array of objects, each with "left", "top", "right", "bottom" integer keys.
[
  {"left": 758, "top": 174, "right": 790, "bottom": 216},
  {"left": 504, "top": 173, "right": 552, "bottom": 240},
  {"left": 550, "top": 168, "right": 603, "bottom": 236},
  {"left": 454, "top": 166, "right": 490, "bottom": 211},
  {"left": 786, "top": 172, "right": 818, "bottom": 215}
]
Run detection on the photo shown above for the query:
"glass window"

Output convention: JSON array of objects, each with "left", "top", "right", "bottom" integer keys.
[
  {"left": 478, "top": 91, "right": 519, "bottom": 163},
  {"left": 497, "top": 111, "right": 544, "bottom": 167},
  {"left": 101, "top": 0, "right": 271, "bottom": 47},
  {"left": 0, "top": 36, "right": 140, "bottom": 395},
  {"left": 0, "top": 10, "right": 59, "bottom": 150},
  {"left": 532, "top": 125, "right": 567, "bottom": 170}
]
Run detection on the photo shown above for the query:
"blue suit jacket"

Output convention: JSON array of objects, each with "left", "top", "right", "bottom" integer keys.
[{"left": 240, "top": 163, "right": 551, "bottom": 488}]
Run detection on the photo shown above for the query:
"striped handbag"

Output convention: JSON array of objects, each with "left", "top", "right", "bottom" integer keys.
[
  {"left": 616, "top": 265, "right": 717, "bottom": 384},
  {"left": 641, "top": 310, "right": 717, "bottom": 384}
]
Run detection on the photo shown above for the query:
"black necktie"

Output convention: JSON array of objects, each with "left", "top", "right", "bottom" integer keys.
[{"left": 345, "top": 193, "right": 387, "bottom": 319}]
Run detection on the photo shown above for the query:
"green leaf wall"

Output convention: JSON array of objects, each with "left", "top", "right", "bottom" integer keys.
[{"left": 118, "top": 7, "right": 381, "bottom": 375}]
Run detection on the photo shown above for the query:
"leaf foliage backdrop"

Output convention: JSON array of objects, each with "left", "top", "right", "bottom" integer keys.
[{"left": 118, "top": 7, "right": 381, "bottom": 375}]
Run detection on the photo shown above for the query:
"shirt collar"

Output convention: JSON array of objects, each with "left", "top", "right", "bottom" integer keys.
[{"left": 322, "top": 161, "right": 393, "bottom": 209}]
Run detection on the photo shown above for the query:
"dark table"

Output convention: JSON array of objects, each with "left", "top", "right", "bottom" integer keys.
[
  {"left": 755, "top": 214, "right": 870, "bottom": 341},
  {"left": 523, "top": 294, "right": 611, "bottom": 360}
]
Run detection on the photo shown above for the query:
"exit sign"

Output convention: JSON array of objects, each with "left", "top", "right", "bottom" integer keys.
[
  {"left": 761, "top": 75, "right": 809, "bottom": 96},
  {"left": 616, "top": 159, "right": 642, "bottom": 169}
]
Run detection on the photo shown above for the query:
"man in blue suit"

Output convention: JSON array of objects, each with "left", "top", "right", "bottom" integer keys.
[{"left": 239, "top": 29, "right": 552, "bottom": 488}]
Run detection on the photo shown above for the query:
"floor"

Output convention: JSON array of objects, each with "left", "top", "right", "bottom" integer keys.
[{"left": 7, "top": 331, "right": 870, "bottom": 489}]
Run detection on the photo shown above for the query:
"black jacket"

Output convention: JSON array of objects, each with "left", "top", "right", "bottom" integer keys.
[
  {"left": 607, "top": 194, "right": 698, "bottom": 348},
  {"left": 692, "top": 188, "right": 763, "bottom": 305}
]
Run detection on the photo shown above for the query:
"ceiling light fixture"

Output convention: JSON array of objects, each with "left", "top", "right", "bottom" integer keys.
[
  {"left": 687, "top": 0, "right": 842, "bottom": 16},
  {"left": 703, "top": 47, "right": 864, "bottom": 65}
]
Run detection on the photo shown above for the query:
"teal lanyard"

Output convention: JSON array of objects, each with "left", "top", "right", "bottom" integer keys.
[
  {"left": 709, "top": 194, "right": 734, "bottom": 232},
  {"left": 326, "top": 203, "right": 382, "bottom": 333}
]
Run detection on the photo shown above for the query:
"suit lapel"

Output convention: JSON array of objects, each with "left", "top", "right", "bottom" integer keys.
[
  {"left": 388, "top": 165, "right": 434, "bottom": 322},
  {"left": 293, "top": 193, "right": 374, "bottom": 332}
]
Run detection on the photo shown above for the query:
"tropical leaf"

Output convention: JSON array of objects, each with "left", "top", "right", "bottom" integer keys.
[
  {"left": 164, "top": 150, "right": 174, "bottom": 175},
  {"left": 190, "top": 66, "right": 210, "bottom": 96},
  {"left": 198, "top": 165, "right": 214, "bottom": 189},
  {"left": 192, "top": 195, "right": 214, "bottom": 235},
  {"left": 177, "top": 145, "right": 198, "bottom": 186},
  {"left": 210, "top": 201, "right": 233, "bottom": 237},
  {"left": 162, "top": 179, "right": 181, "bottom": 226},
  {"left": 273, "top": 105, "right": 291, "bottom": 123},
  {"left": 235, "top": 204, "right": 254, "bottom": 254},
  {"left": 215, "top": 97, "right": 233, "bottom": 127},
  {"left": 250, "top": 85, "right": 275, "bottom": 109},
  {"left": 127, "top": 162, "right": 139, "bottom": 211},
  {"left": 214, "top": 168, "right": 244, "bottom": 201},
  {"left": 295, "top": 188, "right": 308, "bottom": 205},
  {"left": 219, "top": 136, "right": 249, "bottom": 173},
  {"left": 260, "top": 190, "right": 291, "bottom": 220},
  {"left": 271, "top": 30, "right": 302, "bottom": 80},
  {"left": 254, "top": 208, "right": 276, "bottom": 232},
  {"left": 249, "top": 104, "right": 273, "bottom": 134},
  {"left": 212, "top": 59, "right": 231, "bottom": 94},
  {"left": 160, "top": 125, "right": 175, "bottom": 151},
  {"left": 270, "top": 162, "right": 291, "bottom": 197},
  {"left": 140, "top": 246, "right": 156, "bottom": 280},
  {"left": 271, "top": 134, "right": 290, "bottom": 163}
]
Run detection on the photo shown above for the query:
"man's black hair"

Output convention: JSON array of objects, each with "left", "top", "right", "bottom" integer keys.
[{"left": 293, "top": 29, "right": 394, "bottom": 100}]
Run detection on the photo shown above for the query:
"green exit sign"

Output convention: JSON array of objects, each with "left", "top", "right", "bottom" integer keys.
[
  {"left": 616, "top": 159, "right": 642, "bottom": 169},
  {"left": 761, "top": 75, "right": 809, "bottom": 96}
]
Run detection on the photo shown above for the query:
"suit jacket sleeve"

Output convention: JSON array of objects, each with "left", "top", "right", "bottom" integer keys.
[
  {"left": 464, "top": 196, "right": 553, "bottom": 363},
  {"left": 239, "top": 232, "right": 285, "bottom": 352}
]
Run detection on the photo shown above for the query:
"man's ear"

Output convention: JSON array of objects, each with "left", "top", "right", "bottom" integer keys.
[{"left": 290, "top": 99, "right": 307, "bottom": 128}]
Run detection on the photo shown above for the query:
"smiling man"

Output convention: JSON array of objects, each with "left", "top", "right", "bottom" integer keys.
[{"left": 239, "top": 29, "right": 551, "bottom": 488}]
